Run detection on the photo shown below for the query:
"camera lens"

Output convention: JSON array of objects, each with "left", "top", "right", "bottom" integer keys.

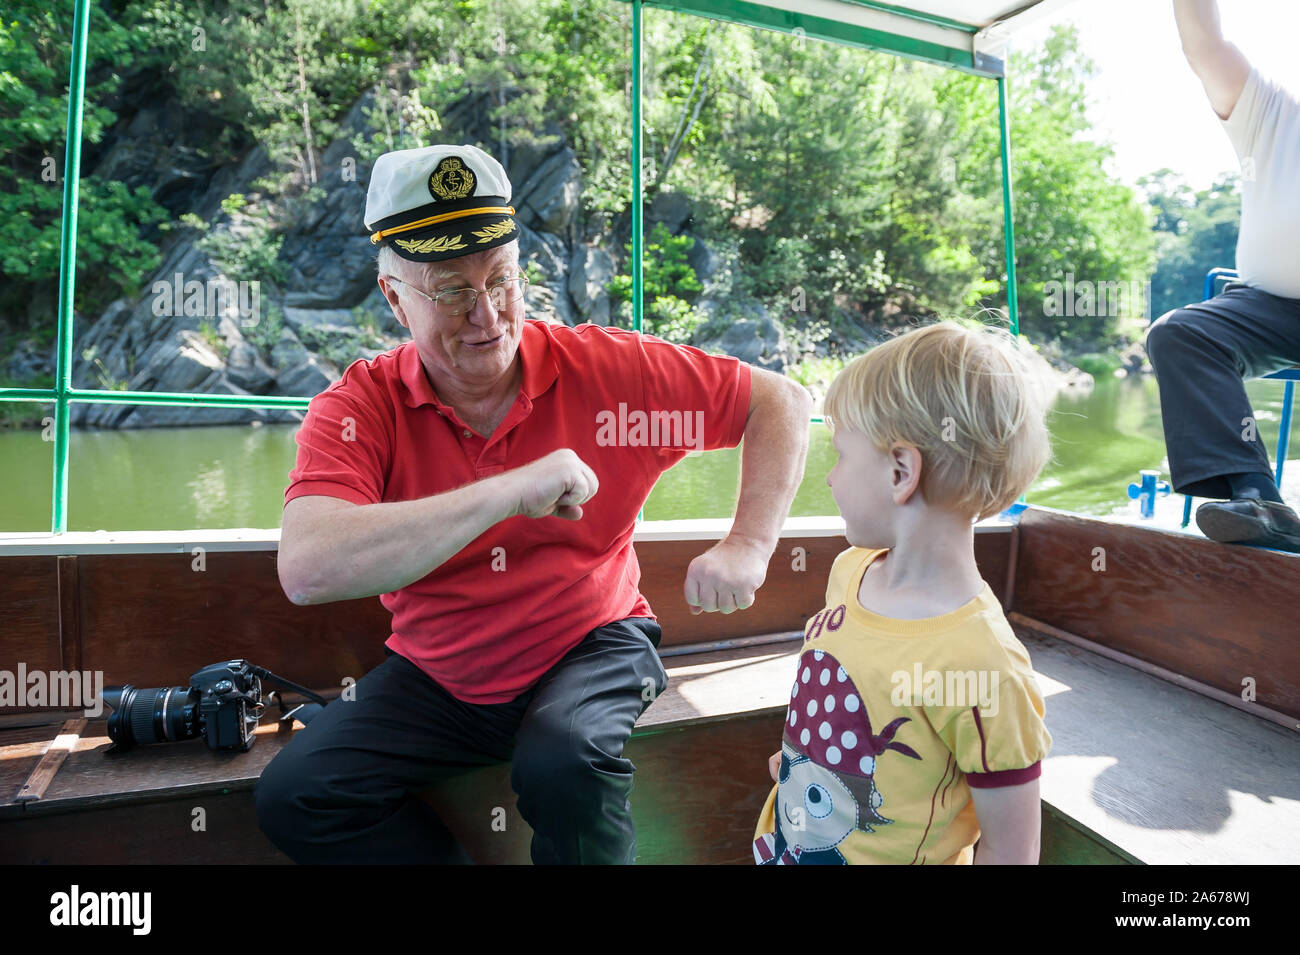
[{"left": 103, "top": 684, "right": 200, "bottom": 747}]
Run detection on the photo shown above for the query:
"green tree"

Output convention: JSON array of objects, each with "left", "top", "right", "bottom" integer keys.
[
  {"left": 944, "top": 25, "right": 1156, "bottom": 348},
  {"left": 609, "top": 223, "right": 704, "bottom": 342},
  {"left": 1142, "top": 171, "right": 1239, "bottom": 318},
  {"left": 0, "top": 0, "right": 167, "bottom": 324}
]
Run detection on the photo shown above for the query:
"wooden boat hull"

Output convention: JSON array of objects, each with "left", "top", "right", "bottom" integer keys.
[{"left": 1, "top": 507, "right": 1296, "bottom": 865}]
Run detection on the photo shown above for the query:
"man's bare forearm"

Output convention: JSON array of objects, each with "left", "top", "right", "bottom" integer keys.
[
  {"left": 281, "top": 473, "right": 522, "bottom": 605},
  {"left": 727, "top": 371, "right": 813, "bottom": 556}
]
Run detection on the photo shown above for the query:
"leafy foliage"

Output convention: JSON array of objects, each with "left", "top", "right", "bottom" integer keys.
[
  {"left": 609, "top": 223, "right": 705, "bottom": 342},
  {"left": 2, "top": 3, "right": 1163, "bottom": 366},
  {"left": 1139, "top": 170, "right": 1240, "bottom": 318},
  {"left": 0, "top": 0, "right": 168, "bottom": 324}
]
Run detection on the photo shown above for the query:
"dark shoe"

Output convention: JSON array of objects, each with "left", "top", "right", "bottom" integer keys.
[{"left": 1195, "top": 492, "right": 1300, "bottom": 554}]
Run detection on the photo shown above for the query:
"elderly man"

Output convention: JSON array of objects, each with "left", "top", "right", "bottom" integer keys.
[
  {"left": 255, "top": 144, "right": 812, "bottom": 863},
  {"left": 1147, "top": 0, "right": 1300, "bottom": 552}
]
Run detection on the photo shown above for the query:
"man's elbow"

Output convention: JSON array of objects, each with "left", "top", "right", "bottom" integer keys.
[
  {"left": 1180, "top": 39, "right": 1216, "bottom": 75},
  {"left": 765, "top": 372, "right": 812, "bottom": 421},
  {"left": 277, "top": 550, "right": 327, "bottom": 606}
]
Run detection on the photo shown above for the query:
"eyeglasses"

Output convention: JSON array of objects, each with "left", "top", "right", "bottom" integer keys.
[{"left": 387, "top": 274, "right": 528, "bottom": 315}]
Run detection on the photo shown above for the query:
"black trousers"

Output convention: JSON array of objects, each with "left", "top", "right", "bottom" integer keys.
[
  {"left": 254, "top": 616, "right": 668, "bottom": 864},
  {"left": 1145, "top": 284, "right": 1300, "bottom": 499}
]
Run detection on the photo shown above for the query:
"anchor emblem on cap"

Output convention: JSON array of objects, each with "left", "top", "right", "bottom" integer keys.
[{"left": 428, "top": 157, "right": 476, "bottom": 201}]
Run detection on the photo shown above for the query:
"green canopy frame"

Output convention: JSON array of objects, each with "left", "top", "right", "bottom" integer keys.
[{"left": 1, "top": 0, "right": 1035, "bottom": 533}]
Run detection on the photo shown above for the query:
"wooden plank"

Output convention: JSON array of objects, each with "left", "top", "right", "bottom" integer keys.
[
  {"left": 1012, "top": 613, "right": 1298, "bottom": 732},
  {"left": 76, "top": 551, "right": 389, "bottom": 690},
  {"left": 57, "top": 555, "right": 80, "bottom": 673},
  {"left": 636, "top": 536, "right": 844, "bottom": 647},
  {"left": 0, "top": 556, "right": 62, "bottom": 717},
  {"left": 0, "top": 716, "right": 785, "bottom": 865},
  {"left": 0, "top": 792, "right": 291, "bottom": 865},
  {"left": 1013, "top": 506, "right": 1300, "bottom": 718},
  {"left": 640, "top": 642, "right": 797, "bottom": 729},
  {"left": 638, "top": 529, "right": 1012, "bottom": 647},
  {"left": 0, "top": 644, "right": 796, "bottom": 817},
  {"left": 1, "top": 526, "right": 1013, "bottom": 701},
  {"left": 1016, "top": 624, "right": 1300, "bottom": 865},
  {"left": 0, "top": 727, "right": 52, "bottom": 809},
  {"left": 14, "top": 718, "right": 87, "bottom": 802}
]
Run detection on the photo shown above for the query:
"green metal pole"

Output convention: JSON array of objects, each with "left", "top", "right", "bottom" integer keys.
[
  {"left": 998, "top": 72, "right": 1027, "bottom": 511},
  {"left": 631, "top": 0, "right": 644, "bottom": 336},
  {"left": 51, "top": 0, "right": 93, "bottom": 534},
  {"left": 997, "top": 73, "right": 1019, "bottom": 337},
  {"left": 632, "top": 0, "right": 645, "bottom": 524}
]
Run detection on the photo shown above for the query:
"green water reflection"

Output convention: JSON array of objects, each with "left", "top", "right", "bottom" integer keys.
[{"left": 1, "top": 375, "right": 1295, "bottom": 532}]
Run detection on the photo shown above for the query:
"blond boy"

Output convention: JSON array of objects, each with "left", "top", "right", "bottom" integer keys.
[{"left": 753, "top": 321, "right": 1053, "bottom": 865}]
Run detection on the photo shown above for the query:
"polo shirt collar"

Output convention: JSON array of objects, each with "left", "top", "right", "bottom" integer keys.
[{"left": 399, "top": 320, "right": 558, "bottom": 410}]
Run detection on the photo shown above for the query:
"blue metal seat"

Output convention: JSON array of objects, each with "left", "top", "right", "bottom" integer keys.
[{"left": 1177, "top": 268, "right": 1297, "bottom": 527}]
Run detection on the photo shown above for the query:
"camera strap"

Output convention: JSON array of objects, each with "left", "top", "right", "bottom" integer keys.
[{"left": 250, "top": 666, "right": 329, "bottom": 726}]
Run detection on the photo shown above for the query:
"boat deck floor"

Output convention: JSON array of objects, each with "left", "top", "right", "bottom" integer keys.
[
  {"left": 1016, "top": 627, "right": 1299, "bottom": 865},
  {"left": 647, "top": 626, "right": 1300, "bottom": 865}
]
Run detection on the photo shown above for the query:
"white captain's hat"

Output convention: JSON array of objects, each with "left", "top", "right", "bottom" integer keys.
[{"left": 364, "top": 144, "right": 518, "bottom": 262}]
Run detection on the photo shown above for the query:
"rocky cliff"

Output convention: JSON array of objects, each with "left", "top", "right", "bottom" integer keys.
[{"left": 7, "top": 84, "right": 793, "bottom": 429}]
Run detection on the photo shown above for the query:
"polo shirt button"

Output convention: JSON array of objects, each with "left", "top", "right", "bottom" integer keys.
[{"left": 463, "top": 429, "right": 472, "bottom": 438}]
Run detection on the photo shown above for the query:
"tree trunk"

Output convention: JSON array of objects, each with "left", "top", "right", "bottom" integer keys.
[
  {"left": 655, "top": 24, "right": 720, "bottom": 190},
  {"left": 295, "top": 7, "right": 317, "bottom": 186}
]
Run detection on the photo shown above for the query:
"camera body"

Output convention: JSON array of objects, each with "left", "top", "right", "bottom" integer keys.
[
  {"left": 193, "top": 660, "right": 263, "bottom": 750},
  {"left": 103, "top": 660, "right": 263, "bottom": 752}
]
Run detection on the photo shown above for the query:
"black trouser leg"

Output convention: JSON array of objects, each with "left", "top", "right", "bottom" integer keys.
[
  {"left": 509, "top": 616, "right": 667, "bottom": 865},
  {"left": 254, "top": 652, "right": 528, "bottom": 864},
  {"left": 255, "top": 617, "right": 667, "bottom": 864},
  {"left": 1145, "top": 285, "right": 1300, "bottom": 499}
]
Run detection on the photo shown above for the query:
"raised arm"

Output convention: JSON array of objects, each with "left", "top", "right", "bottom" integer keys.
[
  {"left": 1174, "top": 0, "right": 1250, "bottom": 121},
  {"left": 278, "top": 449, "right": 597, "bottom": 605},
  {"left": 684, "top": 367, "right": 812, "bottom": 614}
]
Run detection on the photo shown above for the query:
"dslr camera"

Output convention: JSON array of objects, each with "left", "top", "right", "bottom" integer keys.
[{"left": 103, "top": 660, "right": 264, "bottom": 752}]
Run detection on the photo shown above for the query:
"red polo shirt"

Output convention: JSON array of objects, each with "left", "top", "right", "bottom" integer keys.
[{"left": 284, "top": 319, "right": 752, "bottom": 703}]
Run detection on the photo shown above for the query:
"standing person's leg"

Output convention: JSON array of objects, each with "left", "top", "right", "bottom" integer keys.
[
  {"left": 509, "top": 616, "right": 669, "bottom": 865},
  {"left": 255, "top": 650, "right": 531, "bottom": 863},
  {"left": 1145, "top": 285, "right": 1300, "bottom": 548}
]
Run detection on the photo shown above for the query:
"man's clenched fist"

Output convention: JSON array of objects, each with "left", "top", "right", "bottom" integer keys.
[{"left": 511, "top": 448, "right": 599, "bottom": 521}]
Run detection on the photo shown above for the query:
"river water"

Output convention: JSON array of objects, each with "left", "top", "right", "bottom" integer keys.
[{"left": 2, "top": 374, "right": 1296, "bottom": 534}]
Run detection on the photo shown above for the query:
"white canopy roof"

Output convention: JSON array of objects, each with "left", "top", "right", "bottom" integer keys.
[{"left": 677, "top": 0, "right": 1084, "bottom": 76}]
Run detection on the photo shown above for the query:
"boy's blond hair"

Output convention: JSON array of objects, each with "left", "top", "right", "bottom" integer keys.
[{"left": 823, "top": 321, "right": 1052, "bottom": 521}]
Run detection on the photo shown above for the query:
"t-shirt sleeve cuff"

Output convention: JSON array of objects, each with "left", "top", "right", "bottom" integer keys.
[
  {"left": 284, "top": 480, "right": 376, "bottom": 507},
  {"left": 966, "top": 761, "right": 1041, "bottom": 789}
]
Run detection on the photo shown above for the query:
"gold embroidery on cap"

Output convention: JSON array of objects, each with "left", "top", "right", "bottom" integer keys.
[
  {"left": 394, "top": 234, "right": 468, "bottom": 254},
  {"left": 473, "top": 219, "right": 516, "bottom": 243},
  {"left": 428, "top": 157, "right": 476, "bottom": 201}
]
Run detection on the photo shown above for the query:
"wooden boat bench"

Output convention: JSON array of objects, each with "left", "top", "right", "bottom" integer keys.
[
  {"left": 0, "top": 636, "right": 800, "bottom": 865},
  {"left": 9, "top": 620, "right": 1295, "bottom": 865}
]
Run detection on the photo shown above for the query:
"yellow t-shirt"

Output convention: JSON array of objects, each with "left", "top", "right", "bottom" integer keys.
[{"left": 753, "top": 547, "right": 1051, "bottom": 865}]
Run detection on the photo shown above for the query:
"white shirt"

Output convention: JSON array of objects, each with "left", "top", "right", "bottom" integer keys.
[{"left": 1222, "top": 67, "right": 1300, "bottom": 300}]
